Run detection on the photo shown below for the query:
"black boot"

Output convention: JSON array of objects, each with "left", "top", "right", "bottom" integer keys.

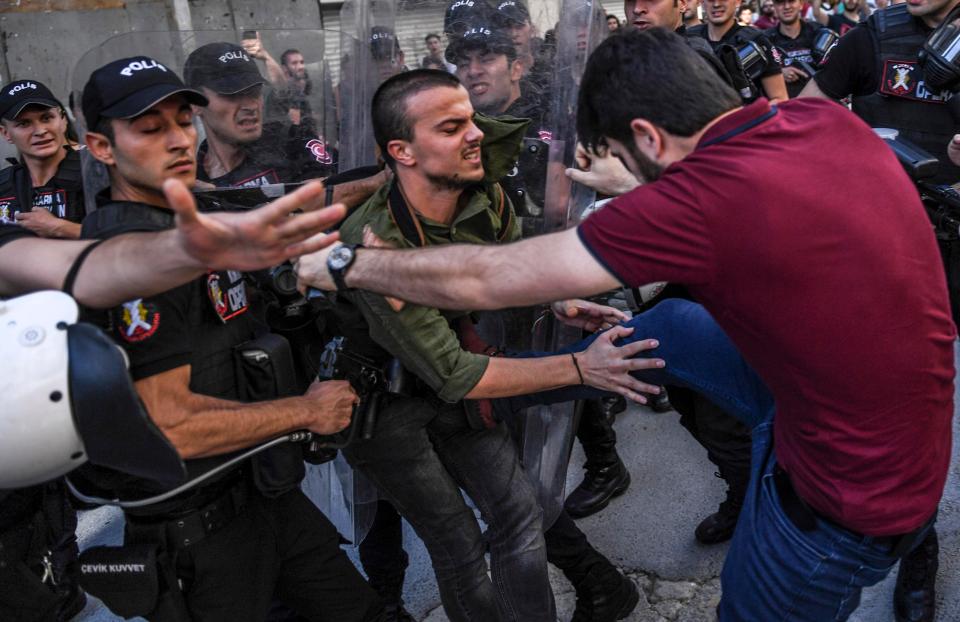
[
  {"left": 571, "top": 562, "right": 640, "bottom": 622},
  {"left": 894, "top": 529, "right": 938, "bottom": 622},
  {"left": 694, "top": 467, "right": 749, "bottom": 545},
  {"left": 599, "top": 395, "right": 627, "bottom": 419},
  {"left": 648, "top": 386, "right": 673, "bottom": 413},
  {"left": 565, "top": 458, "right": 631, "bottom": 519}
]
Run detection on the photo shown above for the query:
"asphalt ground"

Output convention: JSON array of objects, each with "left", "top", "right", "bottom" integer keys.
[{"left": 75, "top": 352, "right": 960, "bottom": 622}]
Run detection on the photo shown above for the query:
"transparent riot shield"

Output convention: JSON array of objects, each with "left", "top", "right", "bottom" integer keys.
[
  {"left": 337, "top": 0, "right": 399, "bottom": 169},
  {"left": 69, "top": 28, "right": 349, "bottom": 207},
  {"left": 68, "top": 29, "right": 380, "bottom": 545},
  {"left": 516, "top": 0, "right": 609, "bottom": 527}
]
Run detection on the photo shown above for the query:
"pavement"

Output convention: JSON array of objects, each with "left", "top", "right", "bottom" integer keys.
[{"left": 75, "top": 366, "right": 960, "bottom": 622}]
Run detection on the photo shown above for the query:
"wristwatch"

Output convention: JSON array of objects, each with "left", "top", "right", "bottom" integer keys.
[{"left": 327, "top": 243, "right": 361, "bottom": 291}]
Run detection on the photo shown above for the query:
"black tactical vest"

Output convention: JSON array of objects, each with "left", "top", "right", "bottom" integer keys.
[
  {"left": 0, "top": 148, "right": 85, "bottom": 225},
  {"left": 77, "top": 197, "right": 301, "bottom": 515},
  {"left": 852, "top": 4, "right": 960, "bottom": 184}
]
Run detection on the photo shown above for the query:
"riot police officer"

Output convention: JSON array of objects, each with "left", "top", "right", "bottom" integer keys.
[
  {"left": 73, "top": 55, "right": 382, "bottom": 622},
  {"left": 764, "top": 0, "right": 836, "bottom": 97},
  {"left": 689, "top": 0, "right": 790, "bottom": 101},
  {"left": 0, "top": 80, "right": 84, "bottom": 238},
  {"left": 184, "top": 42, "right": 338, "bottom": 188},
  {"left": 800, "top": 2, "right": 960, "bottom": 619}
]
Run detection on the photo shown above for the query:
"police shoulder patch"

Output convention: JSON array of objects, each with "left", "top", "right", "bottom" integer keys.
[
  {"left": 305, "top": 138, "right": 334, "bottom": 165},
  {"left": 117, "top": 298, "right": 161, "bottom": 343},
  {"left": 879, "top": 59, "right": 949, "bottom": 103}
]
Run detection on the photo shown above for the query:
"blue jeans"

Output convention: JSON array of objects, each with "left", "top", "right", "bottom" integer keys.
[{"left": 507, "top": 299, "right": 928, "bottom": 621}]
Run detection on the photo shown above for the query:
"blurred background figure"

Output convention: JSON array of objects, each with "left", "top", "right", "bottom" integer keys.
[
  {"left": 607, "top": 13, "right": 622, "bottom": 34},
  {"left": 421, "top": 32, "right": 456, "bottom": 72}
]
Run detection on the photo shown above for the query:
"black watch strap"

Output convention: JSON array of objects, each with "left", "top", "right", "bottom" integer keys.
[{"left": 329, "top": 243, "right": 361, "bottom": 291}]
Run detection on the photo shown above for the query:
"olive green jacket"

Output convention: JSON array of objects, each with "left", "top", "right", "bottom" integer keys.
[{"left": 338, "top": 113, "right": 528, "bottom": 402}]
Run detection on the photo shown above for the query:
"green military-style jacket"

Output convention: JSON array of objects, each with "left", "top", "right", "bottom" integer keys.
[{"left": 337, "top": 113, "right": 528, "bottom": 403}]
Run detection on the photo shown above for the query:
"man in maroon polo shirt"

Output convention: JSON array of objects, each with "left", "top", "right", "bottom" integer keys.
[{"left": 293, "top": 27, "right": 955, "bottom": 620}]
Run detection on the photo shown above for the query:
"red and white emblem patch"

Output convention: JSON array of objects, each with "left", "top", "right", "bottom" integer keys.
[
  {"left": 537, "top": 130, "right": 553, "bottom": 144},
  {"left": 306, "top": 138, "right": 334, "bottom": 165},
  {"left": 118, "top": 298, "right": 160, "bottom": 343}
]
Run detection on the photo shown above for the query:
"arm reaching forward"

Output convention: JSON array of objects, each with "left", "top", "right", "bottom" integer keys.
[
  {"left": 295, "top": 227, "right": 622, "bottom": 311},
  {"left": 0, "top": 180, "right": 343, "bottom": 307}
]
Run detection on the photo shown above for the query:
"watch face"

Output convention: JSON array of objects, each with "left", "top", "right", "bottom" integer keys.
[{"left": 329, "top": 245, "right": 353, "bottom": 270}]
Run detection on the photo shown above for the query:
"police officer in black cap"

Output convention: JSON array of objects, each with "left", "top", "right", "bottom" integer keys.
[
  {"left": 0, "top": 78, "right": 89, "bottom": 622},
  {"left": 799, "top": 2, "right": 960, "bottom": 620},
  {"left": 0, "top": 80, "right": 84, "bottom": 238},
  {"left": 73, "top": 55, "right": 383, "bottom": 622},
  {"left": 184, "top": 42, "right": 337, "bottom": 188}
]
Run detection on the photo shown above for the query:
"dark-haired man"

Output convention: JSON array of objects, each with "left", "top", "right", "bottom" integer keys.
[
  {"left": 0, "top": 80, "right": 83, "bottom": 238},
  {"left": 765, "top": 0, "right": 831, "bottom": 97},
  {"left": 423, "top": 33, "right": 456, "bottom": 72},
  {"left": 295, "top": 30, "right": 955, "bottom": 621},
  {"left": 74, "top": 55, "right": 383, "bottom": 622},
  {"left": 185, "top": 42, "right": 336, "bottom": 189},
  {"left": 319, "top": 68, "right": 655, "bottom": 622},
  {"left": 811, "top": 0, "right": 863, "bottom": 35},
  {"left": 266, "top": 48, "right": 314, "bottom": 129},
  {"left": 691, "top": 0, "right": 789, "bottom": 101}
]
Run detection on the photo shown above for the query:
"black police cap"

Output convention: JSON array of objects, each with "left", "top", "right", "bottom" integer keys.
[
  {"left": 446, "top": 25, "right": 518, "bottom": 64},
  {"left": 494, "top": 0, "right": 531, "bottom": 25},
  {"left": 445, "top": 0, "right": 494, "bottom": 35},
  {"left": 370, "top": 26, "right": 401, "bottom": 61},
  {"left": 183, "top": 42, "right": 265, "bottom": 95},
  {"left": 0, "top": 80, "right": 62, "bottom": 121},
  {"left": 82, "top": 57, "right": 207, "bottom": 130}
]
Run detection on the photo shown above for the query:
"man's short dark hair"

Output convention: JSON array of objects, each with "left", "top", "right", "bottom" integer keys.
[
  {"left": 93, "top": 116, "right": 115, "bottom": 142},
  {"left": 577, "top": 28, "right": 740, "bottom": 151},
  {"left": 281, "top": 49, "right": 302, "bottom": 66},
  {"left": 607, "top": 14, "right": 619, "bottom": 20},
  {"left": 425, "top": 33, "right": 441, "bottom": 43},
  {"left": 371, "top": 69, "right": 462, "bottom": 167}
]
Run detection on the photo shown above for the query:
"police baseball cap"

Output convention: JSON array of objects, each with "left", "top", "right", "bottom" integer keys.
[
  {"left": 446, "top": 25, "right": 518, "bottom": 63},
  {"left": 370, "top": 27, "right": 401, "bottom": 61},
  {"left": 445, "top": 0, "right": 493, "bottom": 35},
  {"left": 0, "top": 80, "right": 62, "bottom": 121},
  {"left": 494, "top": 0, "right": 531, "bottom": 25},
  {"left": 81, "top": 56, "right": 208, "bottom": 130},
  {"left": 183, "top": 42, "right": 265, "bottom": 95}
]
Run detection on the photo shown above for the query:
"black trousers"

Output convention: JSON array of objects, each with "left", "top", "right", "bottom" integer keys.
[
  {"left": 575, "top": 398, "right": 619, "bottom": 470},
  {"left": 669, "top": 386, "right": 752, "bottom": 475},
  {"left": 127, "top": 488, "right": 381, "bottom": 622},
  {"left": 0, "top": 483, "right": 81, "bottom": 622}
]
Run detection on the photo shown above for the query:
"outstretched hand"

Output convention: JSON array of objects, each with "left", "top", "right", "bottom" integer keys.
[
  {"left": 164, "top": 178, "right": 346, "bottom": 271},
  {"left": 576, "top": 325, "right": 665, "bottom": 403},
  {"left": 552, "top": 298, "right": 630, "bottom": 332}
]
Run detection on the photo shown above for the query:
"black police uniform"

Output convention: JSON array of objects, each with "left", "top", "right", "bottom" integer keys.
[
  {"left": 0, "top": 483, "right": 85, "bottom": 622},
  {"left": 765, "top": 20, "right": 832, "bottom": 98},
  {"left": 73, "top": 195, "right": 380, "bottom": 622},
  {"left": 197, "top": 121, "right": 336, "bottom": 188},
  {"left": 0, "top": 148, "right": 85, "bottom": 226},
  {"left": 689, "top": 23, "right": 784, "bottom": 100},
  {"left": 815, "top": 4, "right": 960, "bottom": 184},
  {"left": 0, "top": 223, "right": 86, "bottom": 622},
  {"left": 827, "top": 12, "right": 859, "bottom": 36}
]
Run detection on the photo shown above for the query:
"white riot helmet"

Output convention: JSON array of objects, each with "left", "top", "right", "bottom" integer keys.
[{"left": 0, "top": 291, "right": 185, "bottom": 489}]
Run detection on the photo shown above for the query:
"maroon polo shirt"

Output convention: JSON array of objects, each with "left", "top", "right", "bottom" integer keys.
[{"left": 578, "top": 98, "right": 955, "bottom": 536}]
